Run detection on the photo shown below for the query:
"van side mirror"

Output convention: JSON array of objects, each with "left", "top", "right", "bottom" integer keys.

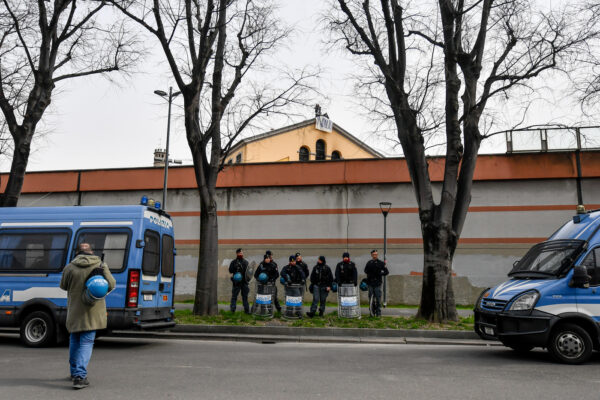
[
  {"left": 569, "top": 266, "right": 591, "bottom": 288},
  {"left": 513, "top": 259, "right": 520, "bottom": 268},
  {"left": 136, "top": 240, "right": 145, "bottom": 248}
]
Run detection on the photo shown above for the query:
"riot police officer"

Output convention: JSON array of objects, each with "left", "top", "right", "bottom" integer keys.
[
  {"left": 335, "top": 252, "right": 357, "bottom": 286},
  {"left": 364, "top": 249, "right": 389, "bottom": 316},
  {"left": 307, "top": 256, "right": 333, "bottom": 317},
  {"left": 229, "top": 248, "right": 250, "bottom": 314},
  {"left": 295, "top": 252, "right": 309, "bottom": 281},
  {"left": 254, "top": 254, "right": 281, "bottom": 312},
  {"left": 281, "top": 255, "right": 306, "bottom": 285}
]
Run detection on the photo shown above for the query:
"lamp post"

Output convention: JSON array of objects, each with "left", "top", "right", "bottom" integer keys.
[
  {"left": 154, "top": 87, "right": 180, "bottom": 210},
  {"left": 379, "top": 201, "right": 392, "bottom": 307}
]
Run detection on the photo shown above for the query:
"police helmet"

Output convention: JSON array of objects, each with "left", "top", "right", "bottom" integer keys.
[
  {"left": 258, "top": 272, "right": 268, "bottom": 283},
  {"left": 359, "top": 279, "right": 368, "bottom": 292},
  {"left": 83, "top": 275, "right": 109, "bottom": 305},
  {"left": 233, "top": 272, "right": 243, "bottom": 282},
  {"left": 331, "top": 282, "right": 338, "bottom": 292}
]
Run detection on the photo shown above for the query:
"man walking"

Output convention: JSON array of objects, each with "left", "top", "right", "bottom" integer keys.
[
  {"left": 364, "top": 249, "right": 389, "bottom": 316},
  {"left": 335, "top": 252, "right": 357, "bottom": 286},
  {"left": 229, "top": 248, "right": 250, "bottom": 314},
  {"left": 307, "top": 256, "right": 333, "bottom": 317},
  {"left": 60, "top": 243, "right": 116, "bottom": 389}
]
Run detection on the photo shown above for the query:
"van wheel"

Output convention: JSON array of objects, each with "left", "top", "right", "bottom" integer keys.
[
  {"left": 20, "top": 311, "right": 56, "bottom": 347},
  {"left": 548, "top": 323, "right": 592, "bottom": 364}
]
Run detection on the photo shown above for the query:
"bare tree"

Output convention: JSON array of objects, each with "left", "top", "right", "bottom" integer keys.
[
  {"left": 328, "top": 0, "right": 596, "bottom": 322},
  {"left": 109, "top": 0, "right": 316, "bottom": 315},
  {"left": 0, "top": 0, "right": 140, "bottom": 206}
]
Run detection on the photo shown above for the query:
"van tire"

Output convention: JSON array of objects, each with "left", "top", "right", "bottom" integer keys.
[
  {"left": 548, "top": 323, "right": 593, "bottom": 364},
  {"left": 20, "top": 311, "right": 56, "bottom": 347}
]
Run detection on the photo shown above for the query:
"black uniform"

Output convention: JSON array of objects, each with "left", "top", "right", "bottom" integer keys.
[
  {"left": 296, "top": 260, "right": 309, "bottom": 281},
  {"left": 254, "top": 261, "right": 281, "bottom": 311},
  {"left": 308, "top": 262, "right": 333, "bottom": 316},
  {"left": 281, "top": 264, "right": 306, "bottom": 285},
  {"left": 229, "top": 257, "right": 250, "bottom": 313},
  {"left": 364, "top": 259, "right": 389, "bottom": 316},
  {"left": 335, "top": 261, "right": 358, "bottom": 286},
  {"left": 364, "top": 259, "right": 389, "bottom": 286},
  {"left": 254, "top": 261, "right": 279, "bottom": 283}
]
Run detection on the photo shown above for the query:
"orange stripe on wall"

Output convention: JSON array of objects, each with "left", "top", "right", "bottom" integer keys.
[
  {"left": 175, "top": 237, "right": 546, "bottom": 246},
  {"left": 168, "top": 204, "right": 600, "bottom": 217},
  {"left": 3, "top": 151, "right": 600, "bottom": 193}
]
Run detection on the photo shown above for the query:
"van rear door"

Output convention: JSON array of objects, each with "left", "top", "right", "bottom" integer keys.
[
  {"left": 140, "top": 229, "right": 160, "bottom": 309},
  {"left": 158, "top": 234, "right": 174, "bottom": 308}
]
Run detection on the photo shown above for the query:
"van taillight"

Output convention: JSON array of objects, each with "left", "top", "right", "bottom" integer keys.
[{"left": 127, "top": 269, "right": 140, "bottom": 308}]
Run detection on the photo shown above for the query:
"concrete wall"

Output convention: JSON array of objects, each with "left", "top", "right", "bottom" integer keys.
[{"left": 17, "top": 176, "right": 600, "bottom": 305}]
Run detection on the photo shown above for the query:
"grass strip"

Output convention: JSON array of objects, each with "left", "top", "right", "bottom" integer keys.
[
  {"left": 176, "top": 300, "right": 474, "bottom": 310},
  {"left": 175, "top": 309, "right": 474, "bottom": 331}
]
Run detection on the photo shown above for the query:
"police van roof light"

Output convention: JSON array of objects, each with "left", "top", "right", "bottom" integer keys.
[
  {"left": 155, "top": 201, "right": 161, "bottom": 209},
  {"left": 141, "top": 196, "right": 148, "bottom": 206},
  {"left": 148, "top": 199, "right": 155, "bottom": 207}
]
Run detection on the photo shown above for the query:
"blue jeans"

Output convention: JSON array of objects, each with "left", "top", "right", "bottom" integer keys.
[
  {"left": 69, "top": 331, "right": 96, "bottom": 379},
  {"left": 310, "top": 286, "right": 329, "bottom": 313}
]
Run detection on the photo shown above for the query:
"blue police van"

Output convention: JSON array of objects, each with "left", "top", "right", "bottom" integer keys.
[
  {"left": 475, "top": 209, "right": 600, "bottom": 364},
  {"left": 0, "top": 202, "right": 176, "bottom": 347}
]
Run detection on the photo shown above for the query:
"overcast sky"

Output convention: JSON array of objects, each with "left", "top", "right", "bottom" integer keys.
[{"left": 1, "top": 1, "right": 597, "bottom": 173}]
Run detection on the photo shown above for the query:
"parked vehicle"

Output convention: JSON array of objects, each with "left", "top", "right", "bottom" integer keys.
[
  {"left": 474, "top": 209, "right": 600, "bottom": 364},
  {"left": 0, "top": 201, "right": 176, "bottom": 347}
]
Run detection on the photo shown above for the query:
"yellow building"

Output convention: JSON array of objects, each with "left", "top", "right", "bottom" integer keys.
[{"left": 224, "top": 116, "right": 383, "bottom": 164}]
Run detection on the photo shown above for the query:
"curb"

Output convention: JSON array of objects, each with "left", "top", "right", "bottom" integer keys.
[
  {"left": 172, "top": 324, "right": 479, "bottom": 340},
  {"left": 108, "top": 324, "right": 502, "bottom": 347}
]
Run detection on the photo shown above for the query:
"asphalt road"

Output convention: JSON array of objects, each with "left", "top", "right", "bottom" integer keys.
[{"left": 0, "top": 334, "right": 599, "bottom": 400}]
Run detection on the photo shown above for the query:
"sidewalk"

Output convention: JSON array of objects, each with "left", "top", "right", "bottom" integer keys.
[{"left": 175, "top": 303, "right": 474, "bottom": 318}]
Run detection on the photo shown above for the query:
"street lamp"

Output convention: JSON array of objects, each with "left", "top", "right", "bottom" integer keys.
[
  {"left": 154, "top": 87, "right": 181, "bottom": 210},
  {"left": 379, "top": 201, "right": 392, "bottom": 307}
]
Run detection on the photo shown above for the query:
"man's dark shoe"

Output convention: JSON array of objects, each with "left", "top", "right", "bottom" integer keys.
[
  {"left": 306, "top": 311, "right": 315, "bottom": 318},
  {"left": 244, "top": 310, "right": 251, "bottom": 314},
  {"left": 318, "top": 310, "right": 324, "bottom": 317},
  {"left": 73, "top": 377, "right": 89, "bottom": 389}
]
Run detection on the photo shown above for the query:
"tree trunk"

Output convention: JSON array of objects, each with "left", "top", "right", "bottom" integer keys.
[
  {"left": 416, "top": 221, "right": 458, "bottom": 322},
  {"left": 0, "top": 132, "right": 30, "bottom": 207},
  {"left": 193, "top": 195, "right": 220, "bottom": 315}
]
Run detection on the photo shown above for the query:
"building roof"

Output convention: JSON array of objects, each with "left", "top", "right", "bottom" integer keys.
[{"left": 228, "top": 118, "right": 385, "bottom": 158}]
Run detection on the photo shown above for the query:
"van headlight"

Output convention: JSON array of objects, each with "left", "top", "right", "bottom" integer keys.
[
  {"left": 508, "top": 291, "right": 539, "bottom": 311},
  {"left": 475, "top": 288, "right": 491, "bottom": 311}
]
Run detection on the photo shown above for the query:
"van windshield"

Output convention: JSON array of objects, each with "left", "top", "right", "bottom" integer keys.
[{"left": 509, "top": 239, "right": 586, "bottom": 278}]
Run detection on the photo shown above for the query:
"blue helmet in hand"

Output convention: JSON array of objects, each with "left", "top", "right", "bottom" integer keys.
[
  {"left": 83, "top": 275, "right": 109, "bottom": 305},
  {"left": 233, "top": 272, "right": 243, "bottom": 282},
  {"left": 280, "top": 276, "right": 286, "bottom": 285},
  {"left": 359, "top": 280, "right": 368, "bottom": 291},
  {"left": 331, "top": 282, "right": 338, "bottom": 292},
  {"left": 258, "top": 272, "right": 268, "bottom": 283}
]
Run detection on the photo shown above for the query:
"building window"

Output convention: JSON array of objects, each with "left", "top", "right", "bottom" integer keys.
[
  {"left": 316, "top": 140, "right": 325, "bottom": 160},
  {"left": 235, "top": 153, "right": 242, "bottom": 163},
  {"left": 227, "top": 159, "right": 233, "bottom": 165},
  {"left": 331, "top": 150, "right": 341, "bottom": 160},
  {"left": 299, "top": 146, "right": 309, "bottom": 161}
]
